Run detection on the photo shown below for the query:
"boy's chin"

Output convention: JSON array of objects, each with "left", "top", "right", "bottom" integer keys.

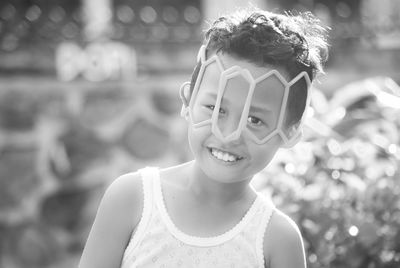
[{"left": 206, "top": 170, "right": 251, "bottom": 184}]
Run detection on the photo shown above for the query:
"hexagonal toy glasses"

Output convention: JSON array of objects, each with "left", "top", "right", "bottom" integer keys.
[{"left": 180, "top": 45, "right": 312, "bottom": 148}]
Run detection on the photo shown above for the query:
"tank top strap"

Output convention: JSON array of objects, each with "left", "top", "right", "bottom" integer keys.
[
  {"left": 121, "top": 167, "right": 157, "bottom": 265},
  {"left": 255, "top": 194, "right": 276, "bottom": 267}
]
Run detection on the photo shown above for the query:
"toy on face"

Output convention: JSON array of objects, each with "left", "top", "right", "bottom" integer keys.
[{"left": 180, "top": 45, "right": 312, "bottom": 148}]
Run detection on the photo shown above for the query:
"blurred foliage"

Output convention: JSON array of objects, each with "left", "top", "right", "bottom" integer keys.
[{"left": 256, "top": 77, "right": 400, "bottom": 268}]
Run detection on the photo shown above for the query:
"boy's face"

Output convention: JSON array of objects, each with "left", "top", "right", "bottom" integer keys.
[{"left": 187, "top": 52, "right": 293, "bottom": 183}]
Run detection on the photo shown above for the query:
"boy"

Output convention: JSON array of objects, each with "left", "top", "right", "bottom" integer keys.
[{"left": 80, "top": 8, "right": 328, "bottom": 268}]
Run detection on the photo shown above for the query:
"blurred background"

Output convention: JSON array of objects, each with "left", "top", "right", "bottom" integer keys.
[{"left": 0, "top": 0, "right": 399, "bottom": 267}]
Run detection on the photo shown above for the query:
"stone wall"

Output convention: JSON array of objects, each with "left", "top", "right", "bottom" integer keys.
[{"left": 0, "top": 75, "right": 191, "bottom": 267}]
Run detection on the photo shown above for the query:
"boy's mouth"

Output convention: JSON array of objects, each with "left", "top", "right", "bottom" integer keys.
[{"left": 208, "top": 147, "right": 244, "bottom": 162}]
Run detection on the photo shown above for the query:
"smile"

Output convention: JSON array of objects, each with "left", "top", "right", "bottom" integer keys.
[{"left": 209, "top": 147, "right": 243, "bottom": 162}]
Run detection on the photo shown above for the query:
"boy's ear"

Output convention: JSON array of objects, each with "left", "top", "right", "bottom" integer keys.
[{"left": 179, "top": 82, "right": 191, "bottom": 119}]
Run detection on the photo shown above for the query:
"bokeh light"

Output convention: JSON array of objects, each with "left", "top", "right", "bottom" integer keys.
[
  {"left": 140, "top": 6, "right": 157, "bottom": 24},
  {"left": 349, "top": 225, "right": 359, "bottom": 236}
]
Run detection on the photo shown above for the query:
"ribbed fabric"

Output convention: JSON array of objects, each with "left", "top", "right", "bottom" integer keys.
[{"left": 121, "top": 167, "right": 275, "bottom": 268}]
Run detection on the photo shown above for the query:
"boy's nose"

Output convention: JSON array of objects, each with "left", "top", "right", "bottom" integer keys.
[{"left": 214, "top": 112, "right": 244, "bottom": 143}]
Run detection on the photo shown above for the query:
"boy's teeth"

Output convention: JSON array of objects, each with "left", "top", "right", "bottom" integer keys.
[{"left": 211, "top": 148, "right": 240, "bottom": 162}]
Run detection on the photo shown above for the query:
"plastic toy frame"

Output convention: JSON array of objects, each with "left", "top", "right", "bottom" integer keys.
[{"left": 180, "top": 45, "right": 312, "bottom": 148}]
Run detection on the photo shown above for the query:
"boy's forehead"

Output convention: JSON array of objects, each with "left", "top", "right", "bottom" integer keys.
[
  {"left": 198, "top": 53, "right": 287, "bottom": 118},
  {"left": 214, "top": 52, "right": 290, "bottom": 80},
  {"left": 200, "top": 52, "right": 288, "bottom": 102}
]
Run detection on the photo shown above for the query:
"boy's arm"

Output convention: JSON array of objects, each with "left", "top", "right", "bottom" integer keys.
[
  {"left": 79, "top": 172, "right": 143, "bottom": 268},
  {"left": 264, "top": 210, "right": 307, "bottom": 268}
]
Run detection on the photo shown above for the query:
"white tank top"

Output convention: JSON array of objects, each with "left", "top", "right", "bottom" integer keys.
[{"left": 121, "top": 167, "right": 275, "bottom": 268}]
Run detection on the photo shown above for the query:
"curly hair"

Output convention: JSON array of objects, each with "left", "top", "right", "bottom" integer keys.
[{"left": 189, "top": 8, "right": 329, "bottom": 131}]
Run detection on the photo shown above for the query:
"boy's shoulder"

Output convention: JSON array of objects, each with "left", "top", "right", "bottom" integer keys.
[
  {"left": 107, "top": 163, "right": 188, "bottom": 200},
  {"left": 106, "top": 171, "right": 143, "bottom": 199},
  {"left": 100, "top": 171, "right": 144, "bottom": 228},
  {"left": 267, "top": 209, "right": 303, "bottom": 243},
  {"left": 264, "top": 208, "right": 306, "bottom": 267}
]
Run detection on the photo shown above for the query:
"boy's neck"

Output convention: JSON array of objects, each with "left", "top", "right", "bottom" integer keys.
[{"left": 186, "top": 161, "right": 256, "bottom": 206}]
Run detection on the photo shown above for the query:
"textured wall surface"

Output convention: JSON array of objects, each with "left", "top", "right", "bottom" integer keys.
[{"left": 0, "top": 76, "right": 191, "bottom": 268}]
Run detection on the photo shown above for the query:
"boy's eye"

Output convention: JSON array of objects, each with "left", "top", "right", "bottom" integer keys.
[
  {"left": 247, "top": 116, "right": 263, "bottom": 126},
  {"left": 206, "top": 105, "right": 224, "bottom": 114},
  {"left": 206, "top": 105, "right": 215, "bottom": 110}
]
